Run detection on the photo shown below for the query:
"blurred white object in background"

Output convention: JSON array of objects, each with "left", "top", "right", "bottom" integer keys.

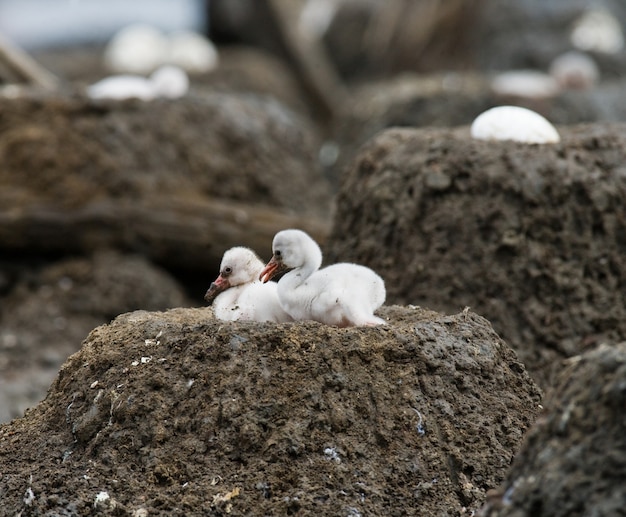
[
  {"left": 87, "top": 65, "right": 189, "bottom": 100},
  {"left": 471, "top": 106, "right": 561, "bottom": 144},
  {"left": 167, "top": 30, "right": 219, "bottom": 73},
  {"left": 88, "top": 74, "right": 155, "bottom": 100},
  {"left": 549, "top": 50, "right": 599, "bottom": 90},
  {"left": 570, "top": 8, "right": 624, "bottom": 54},
  {"left": 298, "top": 0, "right": 338, "bottom": 38},
  {"left": 150, "top": 65, "right": 190, "bottom": 97},
  {"left": 104, "top": 23, "right": 218, "bottom": 74},
  {"left": 104, "top": 24, "right": 169, "bottom": 74},
  {"left": 491, "top": 70, "right": 560, "bottom": 99}
]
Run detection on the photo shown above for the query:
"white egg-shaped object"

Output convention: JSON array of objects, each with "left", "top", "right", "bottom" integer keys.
[
  {"left": 471, "top": 106, "right": 560, "bottom": 144},
  {"left": 104, "top": 24, "right": 169, "bottom": 74},
  {"left": 149, "top": 65, "right": 189, "bottom": 98},
  {"left": 166, "top": 31, "right": 219, "bottom": 73},
  {"left": 571, "top": 8, "right": 624, "bottom": 54},
  {"left": 549, "top": 51, "right": 599, "bottom": 90}
]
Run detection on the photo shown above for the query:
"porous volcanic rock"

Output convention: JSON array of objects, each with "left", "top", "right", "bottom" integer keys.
[
  {"left": 0, "top": 89, "right": 332, "bottom": 274},
  {"left": 480, "top": 341, "right": 626, "bottom": 517},
  {"left": 330, "top": 74, "right": 626, "bottom": 186},
  {"left": 0, "top": 250, "right": 191, "bottom": 423},
  {"left": 327, "top": 124, "right": 626, "bottom": 388},
  {"left": 0, "top": 306, "right": 541, "bottom": 516},
  {"left": 0, "top": 91, "right": 328, "bottom": 215},
  {"left": 329, "top": 74, "right": 492, "bottom": 184}
]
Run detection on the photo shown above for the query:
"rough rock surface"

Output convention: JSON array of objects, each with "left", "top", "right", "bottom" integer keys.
[
  {"left": 330, "top": 74, "right": 626, "bottom": 186},
  {"left": 34, "top": 45, "right": 310, "bottom": 119},
  {"left": 0, "top": 91, "right": 328, "bottom": 216},
  {"left": 327, "top": 124, "right": 626, "bottom": 388},
  {"left": 0, "top": 250, "right": 191, "bottom": 423},
  {"left": 0, "top": 306, "right": 541, "bottom": 516},
  {"left": 480, "top": 342, "right": 626, "bottom": 517},
  {"left": 330, "top": 74, "right": 492, "bottom": 183}
]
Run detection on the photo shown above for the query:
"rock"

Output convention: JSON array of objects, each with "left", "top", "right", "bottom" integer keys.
[
  {"left": 0, "top": 250, "right": 191, "bottom": 423},
  {"left": 329, "top": 72, "right": 626, "bottom": 185},
  {"left": 323, "top": 0, "right": 477, "bottom": 82},
  {"left": 0, "top": 306, "right": 541, "bottom": 515},
  {"left": 0, "top": 90, "right": 331, "bottom": 268},
  {"left": 197, "top": 46, "right": 310, "bottom": 116},
  {"left": 330, "top": 73, "right": 492, "bottom": 183},
  {"left": 327, "top": 124, "right": 626, "bottom": 388},
  {"left": 0, "top": 91, "right": 328, "bottom": 216},
  {"left": 480, "top": 342, "right": 626, "bottom": 517}
]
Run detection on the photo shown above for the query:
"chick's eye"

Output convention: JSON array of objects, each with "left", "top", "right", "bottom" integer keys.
[
  {"left": 274, "top": 250, "right": 282, "bottom": 258},
  {"left": 223, "top": 267, "right": 232, "bottom": 276}
]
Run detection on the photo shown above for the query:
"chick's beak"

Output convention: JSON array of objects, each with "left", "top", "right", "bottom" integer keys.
[
  {"left": 259, "top": 256, "right": 281, "bottom": 283},
  {"left": 204, "top": 275, "right": 230, "bottom": 304}
]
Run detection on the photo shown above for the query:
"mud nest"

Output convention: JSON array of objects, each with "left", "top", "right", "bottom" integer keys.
[
  {"left": 328, "top": 124, "right": 626, "bottom": 388},
  {"left": 0, "top": 306, "right": 541, "bottom": 516}
]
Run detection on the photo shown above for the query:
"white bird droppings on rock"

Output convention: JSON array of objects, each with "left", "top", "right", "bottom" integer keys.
[
  {"left": 470, "top": 106, "right": 560, "bottom": 144},
  {"left": 94, "top": 491, "right": 110, "bottom": 508},
  {"left": 23, "top": 487, "right": 35, "bottom": 506},
  {"left": 324, "top": 447, "right": 341, "bottom": 463}
]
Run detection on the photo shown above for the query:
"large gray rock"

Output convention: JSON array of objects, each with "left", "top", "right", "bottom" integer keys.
[
  {"left": 480, "top": 342, "right": 626, "bottom": 517},
  {"left": 0, "top": 91, "right": 331, "bottom": 271}
]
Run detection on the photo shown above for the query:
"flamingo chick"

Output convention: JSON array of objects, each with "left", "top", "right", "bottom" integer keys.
[
  {"left": 205, "top": 247, "right": 292, "bottom": 323},
  {"left": 259, "top": 229, "right": 386, "bottom": 327}
]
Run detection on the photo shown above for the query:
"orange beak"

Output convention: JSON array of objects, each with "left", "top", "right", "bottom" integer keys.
[{"left": 259, "top": 256, "right": 281, "bottom": 283}]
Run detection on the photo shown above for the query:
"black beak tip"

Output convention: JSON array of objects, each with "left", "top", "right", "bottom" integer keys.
[{"left": 204, "top": 282, "right": 220, "bottom": 304}]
